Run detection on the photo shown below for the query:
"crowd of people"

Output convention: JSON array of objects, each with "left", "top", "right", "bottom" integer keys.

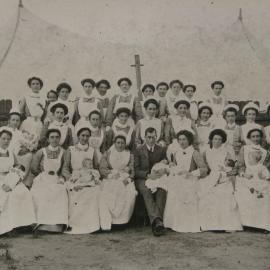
[{"left": 0, "top": 76, "right": 270, "bottom": 237}]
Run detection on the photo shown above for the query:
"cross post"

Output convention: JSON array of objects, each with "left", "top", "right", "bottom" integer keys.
[{"left": 131, "top": 55, "right": 144, "bottom": 99}]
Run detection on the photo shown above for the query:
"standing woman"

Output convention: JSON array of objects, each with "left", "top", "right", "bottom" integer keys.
[
  {"left": 31, "top": 129, "right": 69, "bottom": 233},
  {"left": 241, "top": 102, "right": 265, "bottom": 146},
  {"left": 135, "top": 98, "right": 165, "bottom": 148},
  {"left": 87, "top": 110, "right": 107, "bottom": 162},
  {"left": 165, "top": 99, "right": 198, "bottom": 160},
  {"left": 105, "top": 77, "right": 143, "bottom": 128},
  {"left": 19, "top": 77, "right": 45, "bottom": 139},
  {"left": 65, "top": 127, "right": 101, "bottom": 234},
  {"left": 107, "top": 107, "right": 136, "bottom": 150},
  {"left": 41, "top": 103, "right": 73, "bottom": 149},
  {"left": 182, "top": 84, "right": 198, "bottom": 121},
  {"left": 198, "top": 129, "right": 242, "bottom": 232},
  {"left": 99, "top": 133, "right": 137, "bottom": 230},
  {"left": 159, "top": 79, "right": 184, "bottom": 118},
  {"left": 146, "top": 130, "right": 208, "bottom": 233},
  {"left": 0, "top": 128, "right": 36, "bottom": 235},
  {"left": 235, "top": 128, "right": 270, "bottom": 232},
  {"left": 74, "top": 79, "right": 104, "bottom": 126},
  {"left": 94, "top": 79, "right": 111, "bottom": 117}
]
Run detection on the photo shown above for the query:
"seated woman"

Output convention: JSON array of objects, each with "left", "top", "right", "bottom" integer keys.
[
  {"left": 223, "top": 104, "right": 243, "bottom": 158},
  {"left": 240, "top": 102, "right": 266, "bottom": 146},
  {"left": 182, "top": 84, "right": 198, "bottom": 121},
  {"left": 0, "top": 128, "right": 36, "bottom": 235},
  {"left": 146, "top": 130, "right": 207, "bottom": 233},
  {"left": 235, "top": 128, "right": 270, "bottom": 232},
  {"left": 74, "top": 78, "right": 104, "bottom": 126},
  {"left": 47, "top": 82, "right": 76, "bottom": 125},
  {"left": 135, "top": 98, "right": 165, "bottom": 148},
  {"left": 19, "top": 77, "right": 45, "bottom": 139},
  {"left": 99, "top": 133, "right": 137, "bottom": 230},
  {"left": 105, "top": 77, "right": 143, "bottom": 128},
  {"left": 198, "top": 129, "right": 242, "bottom": 232},
  {"left": 165, "top": 99, "right": 198, "bottom": 161},
  {"left": 159, "top": 79, "right": 184, "bottom": 118},
  {"left": 94, "top": 79, "right": 111, "bottom": 117},
  {"left": 107, "top": 107, "right": 135, "bottom": 150},
  {"left": 41, "top": 103, "right": 73, "bottom": 149},
  {"left": 65, "top": 126, "right": 101, "bottom": 234},
  {"left": 196, "top": 102, "right": 214, "bottom": 153},
  {"left": 31, "top": 129, "right": 69, "bottom": 233}
]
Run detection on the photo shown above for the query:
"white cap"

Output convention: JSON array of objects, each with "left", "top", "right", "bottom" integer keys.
[
  {"left": 223, "top": 104, "right": 239, "bottom": 113},
  {"left": 242, "top": 102, "right": 259, "bottom": 115}
]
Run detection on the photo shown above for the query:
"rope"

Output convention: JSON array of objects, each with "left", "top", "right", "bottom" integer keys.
[{"left": 0, "top": 3, "right": 22, "bottom": 70}]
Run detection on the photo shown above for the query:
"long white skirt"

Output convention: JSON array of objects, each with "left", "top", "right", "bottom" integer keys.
[
  {"left": 0, "top": 181, "right": 36, "bottom": 235},
  {"left": 20, "top": 117, "right": 43, "bottom": 138},
  {"left": 198, "top": 173, "right": 242, "bottom": 231},
  {"left": 235, "top": 177, "right": 270, "bottom": 231},
  {"left": 164, "top": 175, "right": 201, "bottom": 233},
  {"left": 31, "top": 173, "right": 68, "bottom": 226},
  {"left": 99, "top": 180, "right": 137, "bottom": 230},
  {"left": 66, "top": 185, "right": 101, "bottom": 234}
]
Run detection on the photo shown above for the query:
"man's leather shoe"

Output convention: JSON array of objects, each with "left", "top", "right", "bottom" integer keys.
[{"left": 152, "top": 218, "right": 165, "bottom": 236}]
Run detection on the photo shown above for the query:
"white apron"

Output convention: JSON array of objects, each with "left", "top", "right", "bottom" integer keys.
[
  {"left": 89, "top": 128, "right": 104, "bottom": 162},
  {"left": 31, "top": 148, "right": 68, "bottom": 226},
  {"left": 235, "top": 145, "right": 270, "bottom": 230},
  {"left": 66, "top": 145, "right": 101, "bottom": 234},
  {"left": 0, "top": 150, "right": 35, "bottom": 235},
  {"left": 99, "top": 146, "right": 137, "bottom": 230}
]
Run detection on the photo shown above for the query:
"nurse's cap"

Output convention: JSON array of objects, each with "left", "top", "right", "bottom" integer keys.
[
  {"left": 198, "top": 101, "right": 213, "bottom": 114},
  {"left": 8, "top": 108, "right": 21, "bottom": 118},
  {"left": 223, "top": 104, "right": 240, "bottom": 114},
  {"left": 114, "top": 131, "right": 127, "bottom": 142},
  {"left": 174, "top": 99, "right": 190, "bottom": 109},
  {"left": 242, "top": 102, "right": 259, "bottom": 115},
  {"left": 143, "top": 97, "right": 159, "bottom": 109}
]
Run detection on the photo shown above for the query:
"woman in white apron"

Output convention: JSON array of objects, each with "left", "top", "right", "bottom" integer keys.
[
  {"left": 94, "top": 79, "right": 111, "bottom": 117},
  {"left": 235, "top": 128, "right": 270, "bottom": 231},
  {"left": 159, "top": 79, "right": 184, "bottom": 118},
  {"left": 135, "top": 98, "right": 165, "bottom": 148},
  {"left": 0, "top": 128, "right": 36, "bottom": 235},
  {"left": 47, "top": 83, "right": 76, "bottom": 125},
  {"left": 105, "top": 77, "right": 143, "bottom": 127},
  {"left": 41, "top": 103, "right": 73, "bottom": 149},
  {"left": 107, "top": 107, "right": 136, "bottom": 150},
  {"left": 165, "top": 99, "right": 198, "bottom": 161},
  {"left": 74, "top": 78, "right": 104, "bottom": 127},
  {"left": 198, "top": 129, "right": 242, "bottom": 232},
  {"left": 223, "top": 104, "right": 243, "bottom": 159},
  {"left": 146, "top": 130, "right": 208, "bottom": 233},
  {"left": 182, "top": 84, "right": 198, "bottom": 121},
  {"left": 31, "top": 129, "right": 69, "bottom": 233},
  {"left": 19, "top": 77, "right": 45, "bottom": 139},
  {"left": 240, "top": 102, "right": 266, "bottom": 146},
  {"left": 65, "top": 127, "right": 101, "bottom": 234},
  {"left": 99, "top": 133, "right": 137, "bottom": 230}
]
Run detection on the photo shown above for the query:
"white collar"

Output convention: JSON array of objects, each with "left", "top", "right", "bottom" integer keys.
[
  {"left": 88, "top": 124, "right": 100, "bottom": 132},
  {"left": 176, "top": 145, "right": 194, "bottom": 155},
  {"left": 0, "top": 147, "right": 8, "bottom": 154},
  {"left": 48, "top": 145, "right": 59, "bottom": 151},
  {"left": 77, "top": 143, "right": 89, "bottom": 151},
  {"left": 114, "top": 118, "right": 129, "bottom": 128},
  {"left": 144, "top": 115, "right": 156, "bottom": 121},
  {"left": 226, "top": 122, "right": 236, "bottom": 129},
  {"left": 146, "top": 144, "right": 156, "bottom": 152},
  {"left": 120, "top": 92, "right": 131, "bottom": 98},
  {"left": 51, "top": 120, "right": 65, "bottom": 127}
]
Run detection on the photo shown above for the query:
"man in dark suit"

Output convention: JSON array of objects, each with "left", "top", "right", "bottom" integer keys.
[{"left": 134, "top": 127, "right": 168, "bottom": 236}]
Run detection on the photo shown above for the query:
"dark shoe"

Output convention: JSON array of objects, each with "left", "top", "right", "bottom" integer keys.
[{"left": 152, "top": 218, "right": 165, "bottom": 237}]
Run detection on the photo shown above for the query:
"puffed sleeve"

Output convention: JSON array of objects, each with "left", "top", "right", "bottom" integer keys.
[
  {"left": 99, "top": 151, "right": 111, "bottom": 179},
  {"left": 105, "top": 95, "right": 117, "bottom": 127},
  {"left": 191, "top": 150, "right": 208, "bottom": 178},
  {"left": 237, "top": 146, "right": 246, "bottom": 175},
  {"left": 31, "top": 149, "right": 44, "bottom": 176},
  {"left": 61, "top": 148, "right": 71, "bottom": 181}
]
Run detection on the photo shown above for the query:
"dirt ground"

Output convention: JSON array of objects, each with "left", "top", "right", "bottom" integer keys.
[{"left": 0, "top": 227, "right": 269, "bottom": 270}]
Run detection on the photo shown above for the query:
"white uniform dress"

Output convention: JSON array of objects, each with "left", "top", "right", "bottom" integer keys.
[
  {"left": 20, "top": 94, "right": 45, "bottom": 138},
  {"left": 196, "top": 120, "right": 212, "bottom": 154},
  {"left": 198, "top": 146, "right": 242, "bottom": 231},
  {"left": 66, "top": 145, "right": 101, "bottom": 234},
  {"left": 235, "top": 145, "right": 270, "bottom": 231},
  {"left": 31, "top": 148, "right": 68, "bottom": 228},
  {"left": 146, "top": 146, "right": 201, "bottom": 233},
  {"left": 0, "top": 148, "right": 35, "bottom": 235},
  {"left": 99, "top": 145, "right": 137, "bottom": 230},
  {"left": 88, "top": 126, "right": 105, "bottom": 162}
]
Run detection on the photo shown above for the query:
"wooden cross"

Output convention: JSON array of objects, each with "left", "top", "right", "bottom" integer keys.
[
  {"left": 19, "top": 0, "right": 23, "bottom": 8},
  {"left": 131, "top": 55, "right": 144, "bottom": 98}
]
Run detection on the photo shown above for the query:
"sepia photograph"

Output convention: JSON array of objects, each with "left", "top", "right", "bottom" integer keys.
[{"left": 0, "top": 0, "right": 270, "bottom": 269}]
